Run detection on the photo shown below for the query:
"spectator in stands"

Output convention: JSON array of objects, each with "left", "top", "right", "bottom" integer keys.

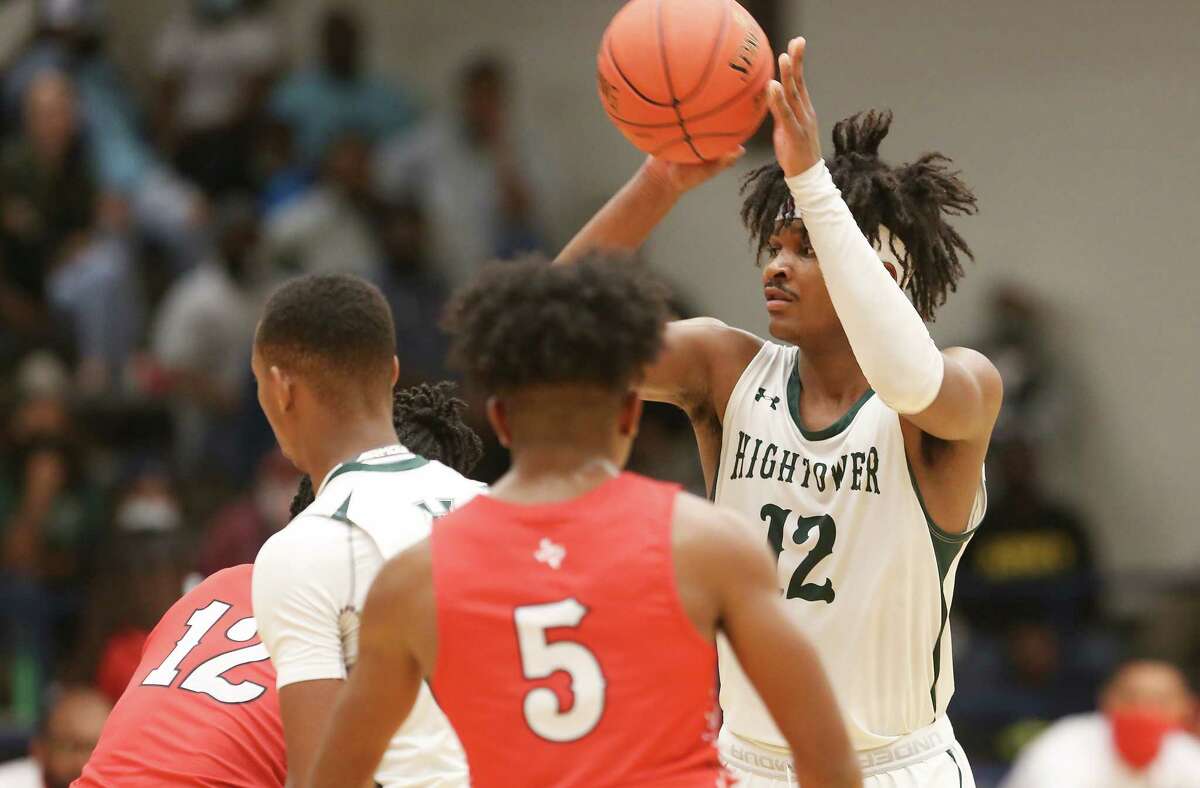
[
  {"left": 5, "top": 0, "right": 206, "bottom": 273},
  {"left": 72, "top": 529, "right": 191, "bottom": 702},
  {"left": 1, "top": 70, "right": 95, "bottom": 312},
  {"left": 1, "top": 385, "right": 102, "bottom": 585},
  {"left": 195, "top": 449, "right": 297, "bottom": 577},
  {"left": 152, "top": 196, "right": 259, "bottom": 473},
  {"left": 1002, "top": 660, "right": 1200, "bottom": 787},
  {"left": 2, "top": 70, "right": 144, "bottom": 394},
  {"left": 0, "top": 685, "right": 111, "bottom": 788},
  {"left": 269, "top": 7, "right": 417, "bottom": 166},
  {"left": 957, "top": 436, "right": 1100, "bottom": 633},
  {"left": 261, "top": 134, "right": 381, "bottom": 286},
  {"left": 4, "top": 0, "right": 141, "bottom": 191},
  {"left": 376, "top": 53, "right": 560, "bottom": 282},
  {"left": 375, "top": 198, "right": 451, "bottom": 385},
  {"left": 952, "top": 435, "right": 1108, "bottom": 776},
  {"left": 252, "top": 117, "right": 312, "bottom": 217},
  {"left": 153, "top": 0, "right": 282, "bottom": 196}
]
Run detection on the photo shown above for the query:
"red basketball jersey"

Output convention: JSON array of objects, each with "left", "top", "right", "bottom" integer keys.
[
  {"left": 74, "top": 564, "right": 285, "bottom": 788},
  {"left": 432, "top": 472, "right": 728, "bottom": 788}
]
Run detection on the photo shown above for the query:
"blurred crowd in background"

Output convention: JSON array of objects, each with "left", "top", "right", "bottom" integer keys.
[{"left": 0, "top": 2, "right": 1197, "bottom": 786}]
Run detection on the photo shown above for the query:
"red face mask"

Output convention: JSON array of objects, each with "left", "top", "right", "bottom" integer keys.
[{"left": 1109, "top": 709, "right": 1179, "bottom": 771}]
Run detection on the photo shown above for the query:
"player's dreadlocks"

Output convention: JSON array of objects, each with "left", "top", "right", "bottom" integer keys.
[
  {"left": 288, "top": 381, "right": 483, "bottom": 518},
  {"left": 740, "top": 109, "right": 978, "bottom": 320},
  {"left": 443, "top": 253, "right": 669, "bottom": 393}
]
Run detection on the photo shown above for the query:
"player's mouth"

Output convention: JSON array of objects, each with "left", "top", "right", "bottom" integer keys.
[{"left": 764, "top": 286, "right": 795, "bottom": 313}]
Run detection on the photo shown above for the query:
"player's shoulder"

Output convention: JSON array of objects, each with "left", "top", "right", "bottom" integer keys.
[
  {"left": 670, "top": 491, "right": 764, "bottom": 568},
  {"left": 252, "top": 514, "right": 354, "bottom": 590},
  {"left": 187, "top": 563, "right": 255, "bottom": 601},
  {"left": 669, "top": 317, "right": 764, "bottom": 359}
]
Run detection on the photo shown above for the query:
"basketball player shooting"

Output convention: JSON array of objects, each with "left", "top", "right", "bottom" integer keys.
[
  {"left": 304, "top": 256, "right": 860, "bottom": 788},
  {"left": 558, "top": 37, "right": 1002, "bottom": 787}
]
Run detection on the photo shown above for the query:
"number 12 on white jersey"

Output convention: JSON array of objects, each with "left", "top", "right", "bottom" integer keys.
[{"left": 514, "top": 598, "right": 607, "bottom": 742}]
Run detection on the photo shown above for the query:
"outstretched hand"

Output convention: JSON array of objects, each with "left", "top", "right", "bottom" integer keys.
[
  {"left": 640, "top": 146, "right": 745, "bottom": 197},
  {"left": 767, "top": 37, "right": 822, "bottom": 178}
]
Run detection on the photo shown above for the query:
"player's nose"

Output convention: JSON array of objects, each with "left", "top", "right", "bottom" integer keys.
[{"left": 762, "top": 255, "right": 790, "bottom": 284}]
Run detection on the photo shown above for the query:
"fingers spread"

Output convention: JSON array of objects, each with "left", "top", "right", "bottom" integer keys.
[{"left": 766, "top": 81, "right": 795, "bottom": 125}]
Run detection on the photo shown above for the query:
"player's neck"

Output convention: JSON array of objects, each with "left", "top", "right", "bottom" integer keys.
[
  {"left": 796, "top": 343, "right": 870, "bottom": 405},
  {"left": 492, "top": 447, "right": 622, "bottom": 505},
  {"left": 301, "top": 414, "right": 400, "bottom": 495}
]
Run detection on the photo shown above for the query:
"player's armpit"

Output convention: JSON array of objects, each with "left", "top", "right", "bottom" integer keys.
[
  {"left": 707, "top": 513, "right": 862, "bottom": 788},
  {"left": 305, "top": 565, "right": 424, "bottom": 788},
  {"left": 639, "top": 318, "right": 763, "bottom": 418},
  {"left": 903, "top": 346, "right": 1003, "bottom": 443}
]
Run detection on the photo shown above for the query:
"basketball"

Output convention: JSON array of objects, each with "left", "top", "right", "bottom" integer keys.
[{"left": 596, "top": 0, "right": 774, "bottom": 163}]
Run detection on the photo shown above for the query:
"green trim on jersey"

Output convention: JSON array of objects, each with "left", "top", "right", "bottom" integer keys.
[
  {"left": 708, "top": 450, "right": 722, "bottom": 502},
  {"left": 907, "top": 458, "right": 973, "bottom": 717},
  {"left": 786, "top": 359, "right": 875, "bottom": 441},
  {"left": 947, "top": 748, "right": 963, "bottom": 788},
  {"left": 332, "top": 493, "right": 353, "bottom": 522},
  {"left": 326, "top": 455, "right": 429, "bottom": 486}
]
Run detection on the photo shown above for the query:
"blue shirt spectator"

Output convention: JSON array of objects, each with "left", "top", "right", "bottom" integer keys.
[{"left": 268, "top": 8, "right": 418, "bottom": 166}]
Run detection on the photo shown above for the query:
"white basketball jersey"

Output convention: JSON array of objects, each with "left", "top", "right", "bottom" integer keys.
[
  {"left": 298, "top": 445, "right": 484, "bottom": 786},
  {"left": 713, "top": 343, "right": 985, "bottom": 752}
]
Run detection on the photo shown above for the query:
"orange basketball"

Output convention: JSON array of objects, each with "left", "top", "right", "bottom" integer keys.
[{"left": 596, "top": 0, "right": 774, "bottom": 163}]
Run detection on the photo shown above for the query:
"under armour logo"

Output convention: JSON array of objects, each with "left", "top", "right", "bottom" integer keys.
[
  {"left": 534, "top": 538, "right": 566, "bottom": 569},
  {"left": 755, "top": 387, "right": 780, "bottom": 410}
]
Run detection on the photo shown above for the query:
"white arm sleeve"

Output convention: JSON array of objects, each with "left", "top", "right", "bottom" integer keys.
[
  {"left": 786, "top": 160, "right": 945, "bottom": 414},
  {"left": 252, "top": 519, "right": 354, "bottom": 688}
]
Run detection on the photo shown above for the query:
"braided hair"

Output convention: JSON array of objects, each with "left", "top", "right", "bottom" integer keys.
[{"left": 740, "top": 109, "right": 978, "bottom": 320}]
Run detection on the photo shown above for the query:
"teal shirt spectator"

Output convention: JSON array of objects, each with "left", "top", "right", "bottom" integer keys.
[{"left": 269, "top": 68, "right": 419, "bottom": 165}]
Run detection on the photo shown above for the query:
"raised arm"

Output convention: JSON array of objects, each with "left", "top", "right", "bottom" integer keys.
[
  {"left": 305, "top": 543, "right": 431, "bottom": 788},
  {"left": 554, "top": 153, "right": 761, "bottom": 417},
  {"left": 768, "top": 38, "right": 1002, "bottom": 444},
  {"left": 695, "top": 508, "right": 861, "bottom": 788},
  {"left": 555, "top": 153, "right": 742, "bottom": 265}
]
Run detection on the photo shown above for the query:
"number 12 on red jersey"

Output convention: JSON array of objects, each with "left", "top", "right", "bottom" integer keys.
[{"left": 142, "top": 600, "right": 269, "bottom": 704}]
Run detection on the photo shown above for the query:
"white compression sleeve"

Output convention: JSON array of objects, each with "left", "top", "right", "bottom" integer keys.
[{"left": 786, "top": 160, "right": 945, "bottom": 414}]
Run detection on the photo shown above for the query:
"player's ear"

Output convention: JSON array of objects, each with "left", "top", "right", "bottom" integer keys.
[
  {"left": 268, "top": 365, "right": 294, "bottom": 412},
  {"left": 486, "top": 396, "right": 511, "bottom": 448},
  {"left": 617, "top": 390, "right": 642, "bottom": 439},
  {"left": 389, "top": 356, "right": 400, "bottom": 388}
]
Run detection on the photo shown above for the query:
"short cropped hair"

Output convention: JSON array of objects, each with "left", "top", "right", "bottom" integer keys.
[
  {"left": 443, "top": 253, "right": 669, "bottom": 394},
  {"left": 255, "top": 274, "right": 395, "bottom": 396}
]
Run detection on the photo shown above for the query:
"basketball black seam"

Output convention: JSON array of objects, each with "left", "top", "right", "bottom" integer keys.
[
  {"left": 649, "top": 128, "right": 761, "bottom": 157},
  {"left": 605, "top": 55, "right": 771, "bottom": 130},
  {"left": 674, "top": 0, "right": 730, "bottom": 105},
  {"left": 655, "top": 0, "right": 706, "bottom": 161},
  {"left": 606, "top": 35, "right": 673, "bottom": 108}
]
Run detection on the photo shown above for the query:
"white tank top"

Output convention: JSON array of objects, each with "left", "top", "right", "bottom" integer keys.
[{"left": 713, "top": 343, "right": 985, "bottom": 752}]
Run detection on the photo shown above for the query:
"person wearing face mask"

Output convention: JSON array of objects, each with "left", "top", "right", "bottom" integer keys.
[
  {"left": 110, "top": 463, "right": 184, "bottom": 535},
  {"left": 1002, "top": 660, "right": 1200, "bottom": 787}
]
